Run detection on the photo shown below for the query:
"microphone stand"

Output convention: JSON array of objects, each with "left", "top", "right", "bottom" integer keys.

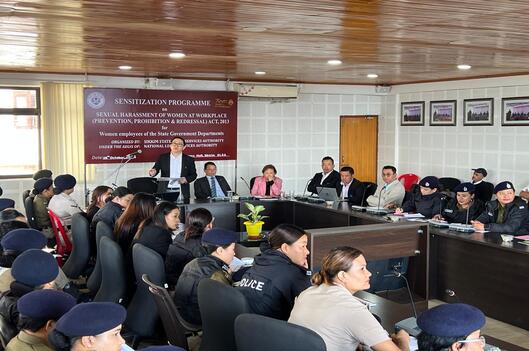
[
  {"left": 101, "top": 154, "right": 135, "bottom": 189},
  {"left": 302, "top": 178, "right": 313, "bottom": 197},
  {"left": 240, "top": 177, "right": 251, "bottom": 193},
  {"left": 360, "top": 184, "right": 371, "bottom": 207},
  {"left": 377, "top": 185, "right": 387, "bottom": 210},
  {"left": 393, "top": 270, "right": 418, "bottom": 319},
  {"left": 465, "top": 199, "right": 473, "bottom": 224}
]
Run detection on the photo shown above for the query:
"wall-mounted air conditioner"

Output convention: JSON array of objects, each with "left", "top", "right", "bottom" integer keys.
[{"left": 232, "top": 83, "right": 299, "bottom": 99}]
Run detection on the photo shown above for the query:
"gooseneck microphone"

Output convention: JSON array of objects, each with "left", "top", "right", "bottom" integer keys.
[
  {"left": 465, "top": 199, "right": 473, "bottom": 224},
  {"left": 360, "top": 183, "right": 372, "bottom": 207},
  {"left": 377, "top": 185, "right": 387, "bottom": 210},
  {"left": 240, "top": 177, "right": 251, "bottom": 192},
  {"left": 393, "top": 270, "right": 418, "bottom": 319},
  {"left": 126, "top": 149, "right": 142, "bottom": 158},
  {"left": 303, "top": 178, "right": 313, "bottom": 196}
]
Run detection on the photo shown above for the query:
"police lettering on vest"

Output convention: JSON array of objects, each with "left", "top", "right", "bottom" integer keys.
[{"left": 239, "top": 278, "right": 265, "bottom": 291}]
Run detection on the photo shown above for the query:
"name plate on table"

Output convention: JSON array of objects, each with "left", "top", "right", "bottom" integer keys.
[
  {"left": 448, "top": 223, "right": 475, "bottom": 233},
  {"left": 366, "top": 207, "right": 391, "bottom": 215},
  {"left": 428, "top": 219, "right": 450, "bottom": 228}
]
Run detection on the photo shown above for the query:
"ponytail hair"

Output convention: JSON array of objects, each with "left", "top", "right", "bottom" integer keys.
[
  {"left": 48, "top": 329, "right": 76, "bottom": 351},
  {"left": 184, "top": 208, "right": 213, "bottom": 240},
  {"left": 268, "top": 224, "right": 306, "bottom": 249},
  {"left": 312, "top": 246, "right": 363, "bottom": 286}
]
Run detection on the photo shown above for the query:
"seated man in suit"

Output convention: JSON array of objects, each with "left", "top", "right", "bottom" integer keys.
[
  {"left": 194, "top": 162, "right": 232, "bottom": 199},
  {"left": 307, "top": 156, "right": 340, "bottom": 195},
  {"left": 149, "top": 136, "right": 197, "bottom": 201},
  {"left": 471, "top": 168, "right": 494, "bottom": 203},
  {"left": 366, "top": 165, "right": 406, "bottom": 208},
  {"left": 336, "top": 166, "right": 365, "bottom": 205}
]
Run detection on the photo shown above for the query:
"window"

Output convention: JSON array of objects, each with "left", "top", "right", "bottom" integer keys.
[{"left": 0, "top": 87, "right": 41, "bottom": 177}]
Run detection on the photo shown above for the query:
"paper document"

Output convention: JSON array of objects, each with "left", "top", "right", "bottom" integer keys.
[
  {"left": 515, "top": 235, "right": 529, "bottom": 240},
  {"left": 403, "top": 213, "right": 424, "bottom": 218}
]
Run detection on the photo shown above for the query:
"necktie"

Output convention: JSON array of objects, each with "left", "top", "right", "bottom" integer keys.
[{"left": 210, "top": 177, "right": 217, "bottom": 197}]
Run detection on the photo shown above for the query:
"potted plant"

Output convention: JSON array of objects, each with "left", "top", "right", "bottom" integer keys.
[{"left": 237, "top": 202, "right": 268, "bottom": 238}]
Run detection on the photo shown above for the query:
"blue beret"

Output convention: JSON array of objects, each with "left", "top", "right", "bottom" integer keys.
[
  {"left": 54, "top": 174, "right": 76, "bottom": 192},
  {"left": 34, "top": 178, "right": 53, "bottom": 194},
  {"left": 55, "top": 302, "right": 126, "bottom": 337},
  {"left": 1, "top": 228, "right": 46, "bottom": 252},
  {"left": 11, "top": 249, "right": 59, "bottom": 287},
  {"left": 140, "top": 347, "right": 186, "bottom": 351},
  {"left": 417, "top": 303, "right": 485, "bottom": 337},
  {"left": 32, "top": 169, "right": 53, "bottom": 181},
  {"left": 202, "top": 228, "right": 239, "bottom": 246},
  {"left": 454, "top": 182, "right": 475, "bottom": 193},
  {"left": 419, "top": 176, "right": 439, "bottom": 189},
  {"left": 494, "top": 181, "right": 514, "bottom": 193},
  {"left": 0, "top": 199, "right": 15, "bottom": 211},
  {"left": 17, "top": 289, "right": 76, "bottom": 321}
]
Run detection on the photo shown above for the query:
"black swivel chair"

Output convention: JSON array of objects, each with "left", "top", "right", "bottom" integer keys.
[
  {"left": 127, "top": 177, "right": 158, "bottom": 194},
  {"left": 439, "top": 177, "right": 461, "bottom": 192},
  {"left": 249, "top": 176, "right": 257, "bottom": 192},
  {"left": 21, "top": 189, "right": 31, "bottom": 204},
  {"left": 142, "top": 274, "right": 201, "bottom": 350},
  {"left": 87, "top": 221, "right": 114, "bottom": 293},
  {"left": 23, "top": 195, "right": 40, "bottom": 230},
  {"left": 234, "top": 313, "right": 327, "bottom": 351},
  {"left": 361, "top": 182, "right": 377, "bottom": 206},
  {"left": 62, "top": 213, "right": 91, "bottom": 279},
  {"left": 198, "top": 278, "right": 250, "bottom": 351},
  {"left": 125, "top": 244, "right": 166, "bottom": 348},
  {"left": 94, "top": 236, "right": 126, "bottom": 303}
]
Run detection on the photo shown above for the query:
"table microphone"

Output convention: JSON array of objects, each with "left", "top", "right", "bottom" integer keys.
[
  {"left": 392, "top": 270, "right": 418, "bottom": 319},
  {"left": 360, "top": 183, "right": 372, "bottom": 207},
  {"left": 240, "top": 177, "right": 251, "bottom": 192},
  {"left": 392, "top": 269, "right": 421, "bottom": 337},
  {"left": 126, "top": 149, "right": 142, "bottom": 158},
  {"left": 465, "top": 200, "right": 473, "bottom": 224},
  {"left": 302, "top": 178, "right": 313, "bottom": 197},
  {"left": 376, "top": 185, "right": 387, "bottom": 211}
]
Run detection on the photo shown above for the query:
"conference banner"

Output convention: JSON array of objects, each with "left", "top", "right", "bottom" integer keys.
[{"left": 84, "top": 88, "right": 238, "bottom": 164}]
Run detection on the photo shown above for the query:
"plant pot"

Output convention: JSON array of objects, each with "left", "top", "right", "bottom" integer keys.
[{"left": 244, "top": 221, "right": 264, "bottom": 238}]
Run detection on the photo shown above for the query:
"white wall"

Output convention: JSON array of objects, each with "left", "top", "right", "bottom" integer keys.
[
  {"left": 0, "top": 73, "right": 388, "bottom": 212},
  {"left": 393, "top": 75, "right": 529, "bottom": 192}
]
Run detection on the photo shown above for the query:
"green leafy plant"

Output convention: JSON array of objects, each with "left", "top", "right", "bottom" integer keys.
[{"left": 237, "top": 203, "right": 268, "bottom": 224}]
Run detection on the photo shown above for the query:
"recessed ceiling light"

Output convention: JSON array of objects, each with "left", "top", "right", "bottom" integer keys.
[
  {"left": 255, "top": 71, "right": 266, "bottom": 75},
  {"left": 327, "top": 59, "right": 342, "bottom": 65},
  {"left": 457, "top": 64, "right": 471, "bottom": 70},
  {"left": 118, "top": 65, "right": 132, "bottom": 70},
  {"left": 169, "top": 52, "right": 186, "bottom": 59},
  {"left": 367, "top": 73, "right": 378, "bottom": 78}
]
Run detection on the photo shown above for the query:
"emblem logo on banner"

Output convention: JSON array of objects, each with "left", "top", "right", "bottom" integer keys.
[{"left": 86, "top": 91, "right": 106, "bottom": 109}]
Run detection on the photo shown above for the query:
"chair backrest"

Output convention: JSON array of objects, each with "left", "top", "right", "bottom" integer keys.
[
  {"left": 87, "top": 221, "right": 114, "bottom": 293},
  {"left": 127, "top": 177, "right": 158, "bottom": 195},
  {"left": 439, "top": 177, "right": 461, "bottom": 192},
  {"left": 482, "top": 182, "right": 494, "bottom": 202},
  {"left": 249, "top": 176, "right": 257, "bottom": 191},
  {"left": 398, "top": 173, "right": 420, "bottom": 192},
  {"left": 48, "top": 209, "right": 72, "bottom": 262},
  {"left": 361, "top": 182, "right": 378, "bottom": 206},
  {"left": 21, "top": 189, "right": 31, "bottom": 204},
  {"left": 125, "top": 244, "right": 166, "bottom": 337},
  {"left": 94, "top": 236, "right": 126, "bottom": 303},
  {"left": 62, "top": 213, "right": 91, "bottom": 279},
  {"left": 234, "top": 313, "right": 327, "bottom": 351},
  {"left": 23, "top": 195, "right": 39, "bottom": 230},
  {"left": 198, "top": 278, "right": 250, "bottom": 351},
  {"left": 142, "top": 274, "right": 201, "bottom": 349}
]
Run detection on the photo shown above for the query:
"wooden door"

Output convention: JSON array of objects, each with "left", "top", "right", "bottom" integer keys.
[{"left": 340, "top": 116, "right": 378, "bottom": 183}]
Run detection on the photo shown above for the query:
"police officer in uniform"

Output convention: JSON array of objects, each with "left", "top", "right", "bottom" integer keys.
[
  {"left": 237, "top": 224, "right": 311, "bottom": 321},
  {"left": 417, "top": 303, "right": 486, "bottom": 351},
  {"left": 174, "top": 228, "right": 239, "bottom": 325},
  {"left": 396, "top": 176, "right": 442, "bottom": 219},
  {"left": 472, "top": 181, "right": 529, "bottom": 234},
  {"left": 5, "top": 289, "right": 76, "bottom": 351},
  {"left": 434, "top": 183, "right": 485, "bottom": 224}
]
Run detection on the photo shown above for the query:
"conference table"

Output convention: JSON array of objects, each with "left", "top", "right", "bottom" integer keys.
[{"left": 177, "top": 197, "right": 529, "bottom": 332}]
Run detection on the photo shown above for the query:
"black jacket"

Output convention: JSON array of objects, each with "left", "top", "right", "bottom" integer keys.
[
  {"left": 0, "top": 281, "right": 35, "bottom": 337},
  {"left": 475, "top": 196, "right": 529, "bottom": 234},
  {"left": 402, "top": 191, "right": 442, "bottom": 219},
  {"left": 237, "top": 250, "right": 311, "bottom": 321},
  {"left": 441, "top": 198, "right": 485, "bottom": 224},
  {"left": 473, "top": 181, "right": 494, "bottom": 203},
  {"left": 336, "top": 178, "right": 365, "bottom": 206},
  {"left": 174, "top": 255, "right": 231, "bottom": 325},
  {"left": 89, "top": 201, "right": 124, "bottom": 256},
  {"left": 152, "top": 153, "right": 197, "bottom": 200},
  {"left": 132, "top": 224, "right": 172, "bottom": 259},
  {"left": 165, "top": 235, "right": 207, "bottom": 287},
  {"left": 194, "top": 175, "right": 232, "bottom": 199},
  {"left": 307, "top": 170, "right": 340, "bottom": 194}
]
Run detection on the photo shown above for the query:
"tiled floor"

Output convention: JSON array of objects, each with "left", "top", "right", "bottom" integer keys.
[{"left": 430, "top": 300, "right": 529, "bottom": 349}]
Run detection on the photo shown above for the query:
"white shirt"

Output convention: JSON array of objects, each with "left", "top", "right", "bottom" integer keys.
[
  {"left": 169, "top": 153, "right": 183, "bottom": 188},
  {"left": 320, "top": 171, "right": 332, "bottom": 185},
  {"left": 473, "top": 180, "right": 483, "bottom": 185},
  {"left": 341, "top": 181, "right": 351, "bottom": 199},
  {"left": 48, "top": 193, "right": 82, "bottom": 226}
]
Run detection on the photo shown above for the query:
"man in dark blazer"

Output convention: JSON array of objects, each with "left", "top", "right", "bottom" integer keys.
[
  {"left": 149, "top": 136, "right": 197, "bottom": 200},
  {"left": 307, "top": 156, "right": 341, "bottom": 194},
  {"left": 194, "top": 161, "right": 232, "bottom": 199},
  {"left": 336, "top": 166, "right": 365, "bottom": 206}
]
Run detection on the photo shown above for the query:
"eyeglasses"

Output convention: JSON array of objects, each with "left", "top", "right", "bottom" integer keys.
[
  {"left": 456, "top": 336, "right": 486, "bottom": 347},
  {"left": 171, "top": 142, "right": 184, "bottom": 146}
]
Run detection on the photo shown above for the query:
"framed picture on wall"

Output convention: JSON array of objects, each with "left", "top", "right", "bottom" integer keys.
[
  {"left": 463, "top": 98, "right": 494, "bottom": 126},
  {"left": 430, "top": 100, "right": 457, "bottom": 126},
  {"left": 401, "top": 101, "right": 425, "bottom": 126},
  {"left": 502, "top": 97, "right": 529, "bottom": 126}
]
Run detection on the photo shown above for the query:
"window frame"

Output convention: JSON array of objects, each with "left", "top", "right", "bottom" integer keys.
[{"left": 0, "top": 86, "right": 41, "bottom": 179}]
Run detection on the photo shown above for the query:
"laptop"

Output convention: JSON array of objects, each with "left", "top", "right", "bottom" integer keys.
[{"left": 316, "top": 186, "right": 341, "bottom": 202}]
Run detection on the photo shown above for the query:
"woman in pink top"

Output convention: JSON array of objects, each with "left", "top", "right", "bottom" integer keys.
[{"left": 251, "top": 164, "right": 283, "bottom": 197}]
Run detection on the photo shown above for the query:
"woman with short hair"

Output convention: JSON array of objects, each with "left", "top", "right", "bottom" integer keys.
[
  {"left": 251, "top": 164, "right": 283, "bottom": 197},
  {"left": 288, "top": 246, "right": 409, "bottom": 351}
]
